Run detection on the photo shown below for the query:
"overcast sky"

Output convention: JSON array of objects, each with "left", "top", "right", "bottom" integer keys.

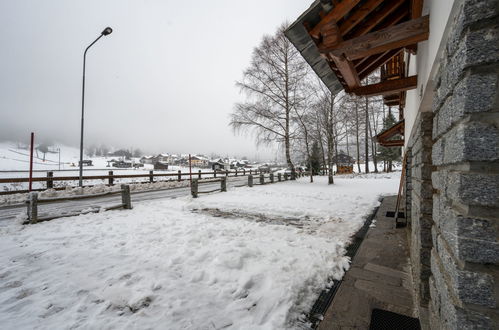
[{"left": 0, "top": 0, "right": 311, "bottom": 159}]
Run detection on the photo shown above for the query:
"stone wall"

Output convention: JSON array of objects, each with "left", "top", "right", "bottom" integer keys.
[
  {"left": 407, "top": 111, "right": 434, "bottom": 311},
  {"left": 405, "top": 147, "right": 412, "bottom": 225},
  {"left": 429, "top": 0, "right": 499, "bottom": 328}
]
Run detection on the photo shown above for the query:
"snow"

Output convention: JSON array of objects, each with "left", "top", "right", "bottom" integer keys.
[
  {"left": 0, "top": 180, "right": 191, "bottom": 206},
  {"left": 0, "top": 173, "right": 400, "bottom": 329}
]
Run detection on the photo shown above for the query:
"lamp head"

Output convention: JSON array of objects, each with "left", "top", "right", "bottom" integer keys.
[{"left": 101, "top": 27, "right": 113, "bottom": 36}]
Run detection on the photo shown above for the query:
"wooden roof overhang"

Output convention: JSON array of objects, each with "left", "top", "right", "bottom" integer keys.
[
  {"left": 374, "top": 119, "right": 405, "bottom": 146},
  {"left": 285, "top": 0, "right": 426, "bottom": 101}
]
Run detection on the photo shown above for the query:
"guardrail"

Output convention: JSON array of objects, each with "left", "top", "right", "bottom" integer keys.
[
  {"left": 0, "top": 168, "right": 270, "bottom": 195},
  {"left": 26, "top": 184, "right": 133, "bottom": 224}
]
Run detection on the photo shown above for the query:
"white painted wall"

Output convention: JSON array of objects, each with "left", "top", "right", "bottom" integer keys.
[{"left": 404, "top": 0, "right": 456, "bottom": 147}]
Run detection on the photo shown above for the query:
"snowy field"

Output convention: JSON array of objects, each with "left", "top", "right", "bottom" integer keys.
[{"left": 0, "top": 173, "right": 400, "bottom": 329}]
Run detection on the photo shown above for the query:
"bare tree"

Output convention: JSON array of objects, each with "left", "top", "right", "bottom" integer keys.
[
  {"left": 293, "top": 101, "right": 315, "bottom": 183},
  {"left": 230, "top": 23, "right": 309, "bottom": 176},
  {"left": 308, "top": 77, "right": 345, "bottom": 184},
  {"left": 353, "top": 97, "right": 362, "bottom": 173}
]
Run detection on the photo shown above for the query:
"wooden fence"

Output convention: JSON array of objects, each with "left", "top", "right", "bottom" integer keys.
[
  {"left": 26, "top": 184, "right": 133, "bottom": 224},
  {"left": 0, "top": 168, "right": 269, "bottom": 195},
  {"left": 190, "top": 171, "right": 301, "bottom": 198}
]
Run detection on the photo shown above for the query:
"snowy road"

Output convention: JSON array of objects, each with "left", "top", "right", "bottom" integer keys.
[{"left": 0, "top": 177, "right": 249, "bottom": 224}]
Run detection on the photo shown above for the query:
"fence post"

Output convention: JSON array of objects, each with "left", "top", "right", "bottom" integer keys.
[
  {"left": 243, "top": 169, "right": 246, "bottom": 176},
  {"left": 221, "top": 177, "right": 227, "bottom": 192},
  {"left": 46, "top": 171, "right": 53, "bottom": 189},
  {"left": 235, "top": 169, "right": 238, "bottom": 177},
  {"left": 270, "top": 173, "right": 274, "bottom": 183},
  {"left": 177, "top": 170, "right": 182, "bottom": 182},
  {"left": 248, "top": 175, "right": 253, "bottom": 187},
  {"left": 28, "top": 192, "right": 38, "bottom": 224},
  {"left": 250, "top": 169, "right": 252, "bottom": 175},
  {"left": 121, "top": 184, "right": 132, "bottom": 209},
  {"left": 198, "top": 170, "right": 202, "bottom": 179},
  {"left": 149, "top": 170, "right": 154, "bottom": 183},
  {"left": 278, "top": 173, "right": 282, "bottom": 182},
  {"left": 214, "top": 170, "right": 217, "bottom": 178},
  {"left": 260, "top": 174, "right": 264, "bottom": 185},
  {"left": 284, "top": 173, "right": 289, "bottom": 181},
  {"left": 191, "top": 179, "right": 198, "bottom": 198},
  {"left": 109, "top": 171, "right": 114, "bottom": 185}
]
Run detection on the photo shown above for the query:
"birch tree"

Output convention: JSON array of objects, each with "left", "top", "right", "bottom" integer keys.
[
  {"left": 230, "top": 23, "right": 309, "bottom": 175},
  {"left": 309, "top": 77, "right": 344, "bottom": 184}
]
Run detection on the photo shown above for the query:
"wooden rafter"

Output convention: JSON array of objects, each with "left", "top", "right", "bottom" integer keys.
[
  {"left": 358, "top": 48, "right": 403, "bottom": 79},
  {"left": 381, "top": 140, "right": 405, "bottom": 147},
  {"left": 408, "top": 0, "right": 424, "bottom": 53},
  {"left": 330, "top": 54, "right": 361, "bottom": 89},
  {"left": 339, "top": 0, "right": 384, "bottom": 36},
  {"left": 348, "top": 0, "right": 406, "bottom": 38},
  {"left": 321, "top": 20, "right": 360, "bottom": 90},
  {"left": 375, "top": 4, "right": 410, "bottom": 31},
  {"left": 309, "top": 0, "right": 361, "bottom": 39},
  {"left": 411, "top": 0, "right": 423, "bottom": 19},
  {"left": 352, "top": 75, "right": 417, "bottom": 96},
  {"left": 375, "top": 119, "right": 405, "bottom": 147},
  {"left": 319, "top": 15, "right": 429, "bottom": 61}
]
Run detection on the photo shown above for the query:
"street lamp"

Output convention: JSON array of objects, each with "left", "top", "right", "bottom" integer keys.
[{"left": 79, "top": 27, "right": 113, "bottom": 187}]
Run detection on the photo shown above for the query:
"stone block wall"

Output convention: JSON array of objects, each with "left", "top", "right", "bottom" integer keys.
[
  {"left": 405, "top": 147, "right": 412, "bottom": 225},
  {"left": 407, "top": 111, "right": 434, "bottom": 310},
  {"left": 429, "top": 0, "right": 499, "bottom": 328}
]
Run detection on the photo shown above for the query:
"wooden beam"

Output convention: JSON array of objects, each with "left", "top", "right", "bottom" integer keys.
[
  {"left": 320, "top": 15, "right": 429, "bottom": 60},
  {"left": 385, "top": 100, "right": 401, "bottom": 106},
  {"left": 321, "top": 20, "right": 360, "bottom": 90},
  {"left": 330, "top": 54, "right": 361, "bottom": 89},
  {"left": 411, "top": 0, "right": 423, "bottom": 19},
  {"left": 339, "top": 0, "right": 384, "bottom": 36},
  {"left": 358, "top": 48, "right": 403, "bottom": 79},
  {"left": 380, "top": 140, "right": 405, "bottom": 147},
  {"left": 408, "top": 0, "right": 424, "bottom": 53},
  {"left": 352, "top": 76, "right": 417, "bottom": 96},
  {"left": 384, "top": 94, "right": 401, "bottom": 101},
  {"left": 309, "top": 0, "right": 361, "bottom": 39},
  {"left": 375, "top": 119, "right": 405, "bottom": 144},
  {"left": 349, "top": 0, "right": 406, "bottom": 38},
  {"left": 374, "top": 4, "right": 410, "bottom": 31}
]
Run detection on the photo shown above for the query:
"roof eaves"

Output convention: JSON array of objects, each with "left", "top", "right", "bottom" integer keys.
[{"left": 285, "top": 0, "right": 343, "bottom": 94}]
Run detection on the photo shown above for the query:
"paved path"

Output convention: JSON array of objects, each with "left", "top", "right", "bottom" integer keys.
[
  {"left": 318, "top": 196, "right": 417, "bottom": 329},
  {"left": 0, "top": 177, "right": 249, "bottom": 224}
]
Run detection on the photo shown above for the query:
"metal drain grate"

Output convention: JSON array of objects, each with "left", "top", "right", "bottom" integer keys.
[
  {"left": 307, "top": 206, "right": 379, "bottom": 328},
  {"left": 369, "top": 309, "right": 421, "bottom": 330}
]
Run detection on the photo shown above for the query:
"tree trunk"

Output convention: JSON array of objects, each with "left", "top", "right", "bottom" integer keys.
[
  {"left": 346, "top": 127, "right": 350, "bottom": 157},
  {"left": 284, "top": 57, "right": 295, "bottom": 179},
  {"left": 317, "top": 124, "right": 327, "bottom": 175},
  {"left": 355, "top": 102, "right": 361, "bottom": 173},
  {"left": 328, "top": 94, "right": 335, "bottom": 184},
  {"left": 368, "top": 110, "right": 378, "bottom": 173},
  {"left": 364, "top": 97, "right": 370, "bottom": 173}
]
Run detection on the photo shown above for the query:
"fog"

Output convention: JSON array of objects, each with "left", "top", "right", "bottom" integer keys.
[{"left": 0, "top": 0, "right": 310, "bottom": 159}]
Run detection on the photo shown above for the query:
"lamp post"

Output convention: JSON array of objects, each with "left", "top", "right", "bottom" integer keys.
[{"left": 79, "top": 27, "right": 113, "bottom": 187}]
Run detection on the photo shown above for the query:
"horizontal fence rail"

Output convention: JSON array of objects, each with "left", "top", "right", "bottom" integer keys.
[
  {"left": 26, "top": 184, "right": 133, "bottom": 224},
  {"left": 0, "top": 169, "right": 273, "bottom": 195}
]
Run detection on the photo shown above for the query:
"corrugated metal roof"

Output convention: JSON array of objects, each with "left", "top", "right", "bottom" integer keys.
[{"left": 284, "top": 1, "right": 342, "bottom": 94}]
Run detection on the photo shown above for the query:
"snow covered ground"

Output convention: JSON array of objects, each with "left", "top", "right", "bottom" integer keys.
[{"left": 0, "top": 172, "right": 400, "bottom": 329}]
